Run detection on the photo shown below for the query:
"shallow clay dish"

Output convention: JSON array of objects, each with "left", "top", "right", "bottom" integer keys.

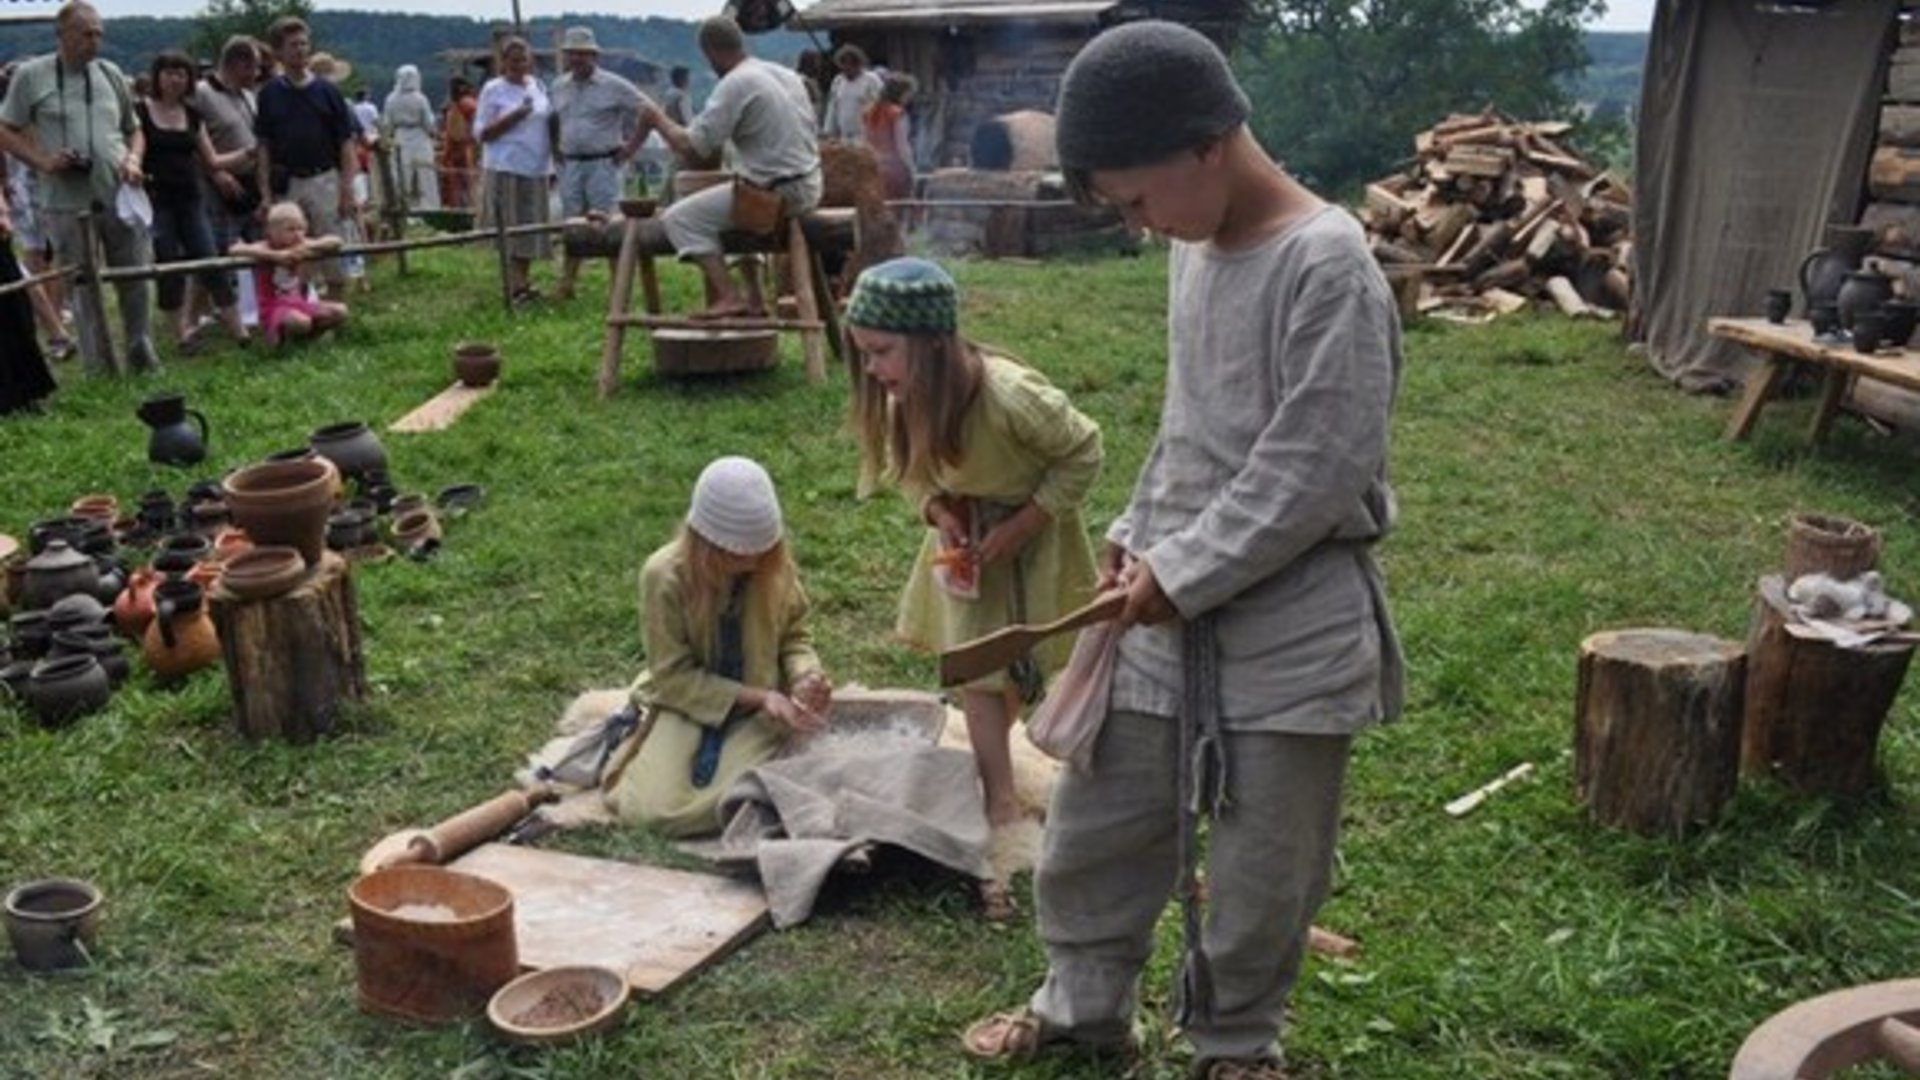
[
  {"left": 219, "top": 545, "right": 308, "bottom": 600},
  {"left": 487, "top": 965, "right": 629, "bottom": 1045}
]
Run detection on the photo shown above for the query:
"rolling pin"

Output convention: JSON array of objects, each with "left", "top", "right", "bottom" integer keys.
[{"left": 359, "top": 787, "right": 555, "bottom": 875}]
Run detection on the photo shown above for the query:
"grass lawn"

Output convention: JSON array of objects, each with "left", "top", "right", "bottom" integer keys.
[{"left": 3, "top": 243, "right": 1919, "bottom": 1080}]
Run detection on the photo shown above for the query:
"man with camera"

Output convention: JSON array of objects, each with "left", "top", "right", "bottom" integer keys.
[{"left": 0, "top": 1, "right": 159, "bottom": 374}]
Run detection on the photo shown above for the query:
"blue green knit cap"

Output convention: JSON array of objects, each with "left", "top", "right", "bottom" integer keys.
[{"left": 846, "top": 257, "right": 958, "bottom": 335}]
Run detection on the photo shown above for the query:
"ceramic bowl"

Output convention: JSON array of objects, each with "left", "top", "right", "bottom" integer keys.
[
  {"left": 219, "top": 546, "right": 308, "bottom": 600},
  {"left": 618, "top": 196, "right": 657, "bottom": 219},
  {"left": 487, "top": 965, "right": 629, "bottom": 1045},
  {"left": 436, "top": 484, "right": 486, "bottom": 515}
]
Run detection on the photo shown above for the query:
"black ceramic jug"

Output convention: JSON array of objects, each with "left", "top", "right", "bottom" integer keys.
[{"left": 137, "top": 394, "right": 209, "bottom": 466}]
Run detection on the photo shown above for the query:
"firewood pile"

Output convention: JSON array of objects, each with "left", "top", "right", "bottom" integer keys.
[{"left": 1360, "top": 110, "right": 1633, "bottom": 322}]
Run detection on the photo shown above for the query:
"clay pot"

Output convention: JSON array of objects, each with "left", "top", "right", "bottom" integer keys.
[
  {"left": 1853, "top": 310, "right": 1888, "bottom": 354},
  {"left": 220, "top": 546, "right": 309, "bottom": 601},
  {"left": 144, "top": 579, "right": 221, "bottom": 680},
  {"left": 436, "top": 484, "right": 486, "bottom": 515},
  {"left": 46, "top": 594, "right": 109, "bottom": 637},
  {"left": 453, "top": 342, "right": 503, "bottom": 387},
  {"left": 91, "top": 556, "right": 125, "bottom": 605},
  {"left": 4, "top": 878, "right": 102, "bottom": 970},
  {"left": 326, "top": 508, "right": 376, "bottom": 552},
  {"left": 24, "top": 654, "right": 111, "bottom": 726},
  {"left": 9, "top": 611, "right": 51, "bottom": 659},
  {"left": 137, "top": 392, "right": 210, "bottom": 466},
  {"left": 51, "top": 629, "right": 128, "bottom": 688},
  {"left": 1799, "top": 224, "right": 1876, "bottom": 312},
  {"left": 1810, "top": 302, "right": 1842, "bottom": 338},
  {"left": 20, "top": 540, "right": 101, "bottom": 612},
  {"left": 1837, "top": 270, "right": 1895, "bottom": 331},
  {"left": 389, "top": 493, "right": 430, "bottom": 519},
  {"left": 68, "top": 494, "right": 118, "bottom": 524},
  {"left": 0, "top": 659, "right": 34, "bottom": 703},
  {"left": 224, "top": 460, "right": 336, "bottom": 566},
  {"left": 188, "top": 499, "right": 233, "bottom": 539},
  {"left": 1883, "top": 299, "right": 1919, "bottom": 349},
  {"left": 391, "top": 509, "right": 442, "bottom": 550},
  {"left": 267, "top": 447, "right": 347, "bottom": 503},
  {"left": 1764, "top": 288, "right": 1792, "bottom": 325},
  {"left": 137, "top": 489, "right": 176, "bottom": 533},
  {"left": 114, "top": 566, "right": 161, "bottom": 637},
  {"left": 309, "top": 421, "right": 389, "bottom": 483}
]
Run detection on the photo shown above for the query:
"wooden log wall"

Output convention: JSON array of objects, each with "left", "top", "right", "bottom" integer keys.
[{"left": 1854, "top": 17, "right": 1920, "bottom": 427}]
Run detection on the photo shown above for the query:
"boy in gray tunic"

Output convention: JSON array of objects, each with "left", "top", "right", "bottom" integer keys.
[{"left": 960, "top": 21, "right": 1403, "bottom": 1080}]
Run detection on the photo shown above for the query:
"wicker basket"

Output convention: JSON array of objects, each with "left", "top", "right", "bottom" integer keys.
[
  {"left": 1784, "top": 513, "right": 1882, "bottom": 581},
  {"left": 349, "top": 866, "right": 517, "bottom": 1024}
]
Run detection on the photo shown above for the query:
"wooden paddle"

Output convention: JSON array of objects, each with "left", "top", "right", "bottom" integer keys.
[{"left": 938, "top": 591, "right": 1127, "bottom": 688}]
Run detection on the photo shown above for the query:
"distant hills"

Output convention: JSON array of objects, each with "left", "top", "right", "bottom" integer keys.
[{"left": 0, "top": 12, "right": 1642, "bottom": 118}]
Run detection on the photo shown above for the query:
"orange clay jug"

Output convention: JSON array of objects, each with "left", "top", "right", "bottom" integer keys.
[
  {"left": 113, "top": 566, "right": 160, "bottom": 638},
  {"left": 143, "top": 578, "right": 221, "bottom": 680}
]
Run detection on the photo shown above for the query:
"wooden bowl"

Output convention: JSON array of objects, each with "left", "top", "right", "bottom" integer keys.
[
  {"left": 618, "top": 196, "right": 658, "bottom": 219},
  {"left": 487, "top": 965, "right": 629, "bottom": 1045}
]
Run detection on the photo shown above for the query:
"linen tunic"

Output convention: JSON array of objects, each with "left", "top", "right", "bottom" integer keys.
[
  {"left": 1108, "top": 205, "right": 1404, "bottom": 733},
  {"left": 607, "top": 536, "right": 823, "bottom": 838},
  {"left": 894, "top": 353, "right": 1102, "bottom": 687}
]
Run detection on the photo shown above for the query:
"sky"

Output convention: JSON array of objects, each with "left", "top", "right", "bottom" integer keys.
[{"left": 55, "top": 0, "right": 1659, "bottom": 32}]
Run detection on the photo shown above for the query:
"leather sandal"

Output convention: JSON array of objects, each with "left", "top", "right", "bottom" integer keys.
[
  {"left": 978, "top": 878, "right": 1019, "bottom": 922},
  {"left": 961, "top": 1008, "right": 1049, "bottom": 1061}
]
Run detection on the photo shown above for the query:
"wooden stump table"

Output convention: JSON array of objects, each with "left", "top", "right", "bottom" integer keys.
[
  {"left": 210, "top": 551, "right": 367, "bottom": 744},
  {"left": 1574, "top": 628, "right": 1746, "bottom": 835},
  {"left": 1742, "top": 575, "right": 1915, "bottom": 799}
]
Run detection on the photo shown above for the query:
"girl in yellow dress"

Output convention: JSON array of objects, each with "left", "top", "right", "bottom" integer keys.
[
  {"left": 845, "top": 257, "right": 1103, "bottom": 837},
  {"left": 606, "top": 456, "right": 833, "bottom": 838}
]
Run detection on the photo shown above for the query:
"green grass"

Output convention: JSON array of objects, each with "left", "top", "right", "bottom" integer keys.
[{"left": 3, "top": 245, "right": 1919, "bottom": 1079}]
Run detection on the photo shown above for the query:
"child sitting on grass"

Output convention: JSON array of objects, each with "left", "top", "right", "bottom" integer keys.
[
  {"left": 605, "top": 456, "right": 835, "bottom": 838},
  {"left": 229, "top": 201, "right": 348, "bottom": 349}
]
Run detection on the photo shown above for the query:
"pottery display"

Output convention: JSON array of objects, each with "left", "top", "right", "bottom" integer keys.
[
  {"left": 453, "top": 342, "right": 503, "bottom": 388},
  {"left": 309, "top": 421, "right": 388, "bottom": 483},
  {"left": 1836, "top": 269, "right": 1894, "bottom": 331},
  {"left": 1810, "top": 302, "right": 1842, "bottom": 338},
  {"left": 19, "top": 540, "right": 100, "bottom": 612},
  {"left": 136, "top": 489, "right": 176, "bottom": 533},
  {"left": 1799, "top": 224, "right": 1876, "bottom": 312},
  {"left": 144, "top": 579, "right": 221, "bottom": 680},
  {"left": 391, "top": 509, "right": 442, "bottom": 551},
  {"left": 1764, "top": 288, "right": 1792, "bottom": 324},
  {"left": 4, "top": 878, "right": 102, "bottom": 971},
  {"left": 326, "top": 508, "right": 377, "bottom": 551},
  {"left": 137, "top": 393, "right": 210, "bottom": 466},
  {"left": 113, "top": 566, "right": 160, "bottom": 637},
  {"left": 220, "top": 546, "right": 309, "bottom": 601},
  {"left": 24, "top": 654, "right": 111, "bottom": 726},
  {"left": 50, "top": 629, "right": 128, "bottom": 688},
  {"left": 223, "top": 459, "right": 336, "bottom": 565},
  {"left": 45, "top": 593, "right": 109, "bottom": 634}
]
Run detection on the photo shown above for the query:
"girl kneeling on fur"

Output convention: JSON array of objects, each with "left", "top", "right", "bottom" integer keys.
[{"left": 606, "top": 456, "right": 834, "bottom": 838}]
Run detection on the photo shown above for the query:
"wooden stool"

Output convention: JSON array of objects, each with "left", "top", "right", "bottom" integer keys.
[
  {"left": 209, "top": 551, "right": 367, "bottom": 744},
  {"left": 1730, "top": 979, "right": 1920, "bottom": 1078},
  {"left": 597, "top": 203, "right": 856, "bottom": 397},
  {"left": 1574, "top": 628, "right": 1746, "bottom": 836},
  {"left": 1742, "top": 575, "right": 1915, "bottom": 799}
]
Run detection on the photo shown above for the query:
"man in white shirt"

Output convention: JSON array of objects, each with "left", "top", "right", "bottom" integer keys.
[
  {"left": 550, "top": 26, "right": 648, "bottom": 218},
  {"left": 640, "top": 16, "right": 820, "bottom": 318},
  {"left": 822, "top": 43, "right": 882, "bottom": 143}
]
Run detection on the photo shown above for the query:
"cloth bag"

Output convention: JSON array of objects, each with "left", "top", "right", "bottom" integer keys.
[
  {"left": 1025, "top": 619, "right": 1122, "bottom": 770},
  {"left": 729, "top": 176, "right": 784, "bottom": 234}
]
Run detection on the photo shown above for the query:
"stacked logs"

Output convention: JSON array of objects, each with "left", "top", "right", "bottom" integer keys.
[{"left": 1359, "top": 109, "right": 1633, "bottom": 321}]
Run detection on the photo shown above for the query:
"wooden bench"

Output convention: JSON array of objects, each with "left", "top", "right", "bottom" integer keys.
[
  {"left": 592, "top": 208, "right": 858, "bottom": 397},
  {"left": 1710, "top": 316, "right": 1920, "bottom": 444}
]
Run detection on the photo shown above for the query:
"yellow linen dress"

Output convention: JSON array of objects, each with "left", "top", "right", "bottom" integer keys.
[
  {"left": 607, "top": 537, "right": 823, "bottom": 837},
  {"left": 894, "top": 353, "right": 1103, "bottom": 689}
]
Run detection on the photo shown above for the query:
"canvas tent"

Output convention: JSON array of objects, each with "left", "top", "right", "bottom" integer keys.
[{"left": 1632, "top": 0, "right": 1897, "bottom": 392}]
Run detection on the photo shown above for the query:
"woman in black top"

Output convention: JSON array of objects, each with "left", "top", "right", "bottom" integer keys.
[
  {"left": 139, "top": 50, "right": 252, "bottom": 352},
  {"left": 0, "top": 156, "right": 56, "bottom": 415}
]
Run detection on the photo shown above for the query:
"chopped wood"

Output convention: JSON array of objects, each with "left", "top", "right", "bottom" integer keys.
[
  {"left": 1546, "top": 275, "right": 1592, "bottom": 317},
  {"left": 1871, "top": 146, "right": 1920, "bottom": 203},
  {"left": 1362, "top": 112, "right": 1631, "bottom": 322},
  {"left": 1482, "top": 287, "right": 1531, "bottom": 315}
]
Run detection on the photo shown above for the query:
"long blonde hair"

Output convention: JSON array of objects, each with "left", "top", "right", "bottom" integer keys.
[
  {"left": 846, "top": 330, "right": 983, "bottom": 493},
  {"left": 676, "top": 525, "right": 798, "bottom": 649}
]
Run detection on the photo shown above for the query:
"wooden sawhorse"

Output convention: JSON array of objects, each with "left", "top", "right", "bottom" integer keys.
[{"left": 596, "top": 209, "right": 856, "bottom": 397}]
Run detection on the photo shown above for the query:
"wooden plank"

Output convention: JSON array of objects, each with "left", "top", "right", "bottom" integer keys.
[
  {"left": 448, "top": 844, "right": 768, "bottom": 996},
  {"left": 1710, "top": 317, "right": 1920, "bottom": 393},
  {"left": 388, "top": 382, "right": 497, "bottom": 434}
]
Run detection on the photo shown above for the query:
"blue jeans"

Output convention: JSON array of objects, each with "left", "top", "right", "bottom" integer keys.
[{"left": 151, "top": 193, "right": 234, "bottom": 311}]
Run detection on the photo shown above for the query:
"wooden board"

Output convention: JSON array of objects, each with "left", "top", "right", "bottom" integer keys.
[
  {"left": 447, "top": 844, "right": 768, "bottom": 996},
  {"left": 388, "top": 382, "right": 497, "bottom": 434},
  {"left": 1709, "top": 318, "right": 1920, "bottom": 393}
]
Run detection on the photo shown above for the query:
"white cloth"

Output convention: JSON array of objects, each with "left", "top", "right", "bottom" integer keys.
[
  {"left": 476, "top": 75, "right": 553, "bottom": 178},
  {"left": 685, "top": 58, "right": 818, "bottom": 188}
]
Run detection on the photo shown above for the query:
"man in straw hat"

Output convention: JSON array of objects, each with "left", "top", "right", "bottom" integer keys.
[
  {"left": 253, "top": 16, "right": 355, "bottom": 301},
  {"left": 550, "top": 25, "right": 651, "bottom": 219}
]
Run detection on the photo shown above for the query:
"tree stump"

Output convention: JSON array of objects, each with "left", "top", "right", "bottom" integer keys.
[
  {"left": 209, "top": 551, "right": 367, "bottom": 744},
  {"left": 1574, "top": 629, "right": 1746, "bottom": 835},
  {"left": 1742, "top": 576, "right": 1915, "bottom": 799}
]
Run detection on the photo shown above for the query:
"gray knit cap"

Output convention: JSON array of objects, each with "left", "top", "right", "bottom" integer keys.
[{"left": 1055, "top": 20, "right": 1250, "bottom": 172}]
